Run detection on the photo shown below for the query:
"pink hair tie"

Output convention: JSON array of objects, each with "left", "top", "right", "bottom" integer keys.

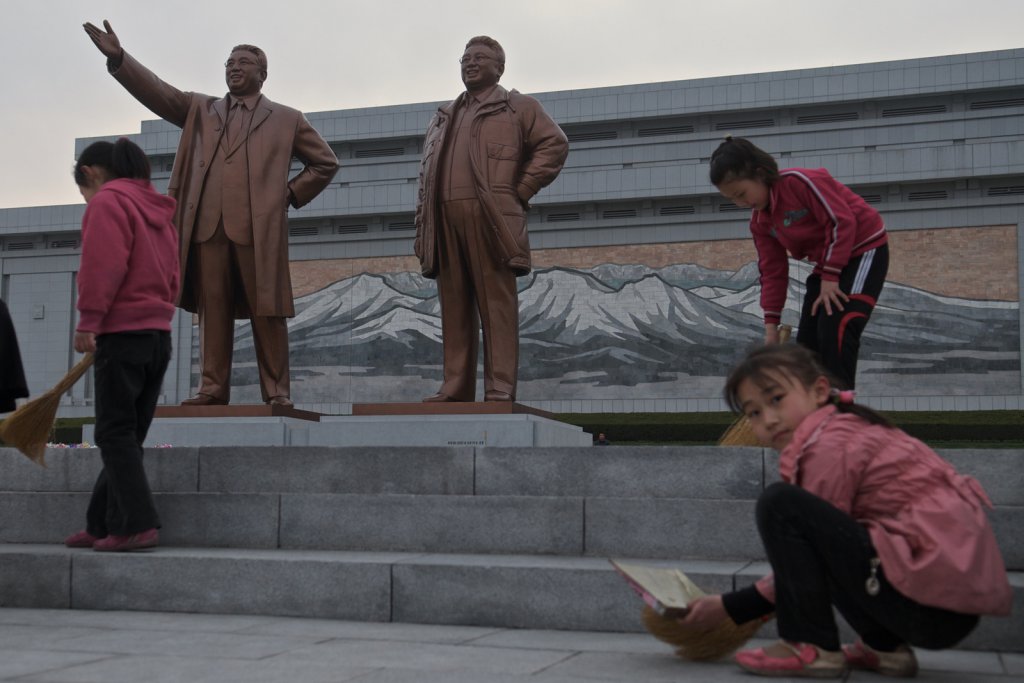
[{"left": 830, "top": 389, "right": 856, "bottom": 404}]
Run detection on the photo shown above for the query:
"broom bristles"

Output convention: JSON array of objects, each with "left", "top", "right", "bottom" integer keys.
[
  {"left": 617, "top": 563, "right": 769, "bottom": 661},
  {"left": 642, "top": 604, "right": 768, "bottom": 661},
  {"left": 0, "top": 353, "right": 94, "bottom": 467},
  {"left": 718, "top": 416, "right": 760, "bottom": 446}
]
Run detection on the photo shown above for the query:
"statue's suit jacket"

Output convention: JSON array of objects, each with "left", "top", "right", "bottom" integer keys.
[
  {"left": 414, "top": 86, "right": 568, "bottom": 279},
  {"left": 110, "top": 51, "right": 339, "bottom": 317}
]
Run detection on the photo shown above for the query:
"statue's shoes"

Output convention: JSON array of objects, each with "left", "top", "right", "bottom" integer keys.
[
  {"left": 181, "top": 393, "right": 227, "bottom": 406},
  {"left": 423, "top": 392, "right": 457, "bottom": 402},
  {"left": 267, "top": 396, "right": 294, "bottom": 407},
  {"left": 484, "top": 390, "right": 513, "bottom": 402}
]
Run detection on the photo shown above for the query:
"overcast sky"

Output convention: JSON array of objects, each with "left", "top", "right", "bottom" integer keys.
[{"left": 2, "top": 0, "right": 1022, "bottom": 209}]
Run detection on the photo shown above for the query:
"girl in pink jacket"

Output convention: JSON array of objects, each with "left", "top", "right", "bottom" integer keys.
[
  {"left": 710, "top": 136, "right": 888, "bottom": 390},
  {"left": 680, "top": 344, "right": 1012, "bottom": 678},
  {"left": 64, "top": 138, "right": 179, "bottom": 553}
]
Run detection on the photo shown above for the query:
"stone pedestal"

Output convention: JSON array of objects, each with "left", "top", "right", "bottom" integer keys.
[
  {"left": 155, "top": 405, "right": 321, "bottom": 421},
  {"left": 83, "top": 402, "right": 592, "bottom": 448}
]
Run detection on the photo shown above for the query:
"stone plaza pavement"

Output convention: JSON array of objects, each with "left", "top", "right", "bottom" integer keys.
[{"left": 0, "top": 608, "right": 1020, "bottom": 683}]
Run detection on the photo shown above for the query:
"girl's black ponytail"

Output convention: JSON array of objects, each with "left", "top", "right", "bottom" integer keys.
[
  {"left": 74, "top": 137, "right": 150, "bottom": 186},
  {"left": 111, "top": 137, "right": 151, "bottom": 181}
]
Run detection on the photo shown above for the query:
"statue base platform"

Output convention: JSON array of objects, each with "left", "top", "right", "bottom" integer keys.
[
  {"left": 352, "top": 401, "right": 556, "bottom": 420},
  {"left": 85, "top": 402, "right": 592, "bottom": 448},
  {"left": 155, "top": 404, "right": 321, "bottom": 422}
]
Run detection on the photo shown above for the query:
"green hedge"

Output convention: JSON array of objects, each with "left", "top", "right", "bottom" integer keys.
[
  {"left": 857, "top": 411, "right": 1022, "bottom": 443},
  {"left": 0, "top": 417, "right": 93, "bottom": 447},
  {"left": 555, "top": 411, "right": 1024, "bottom": 445},
  {"left": 556, "top": 415, "right": 733, "bottom": 443},
  {"left": 4, "top": 412, "right": 1022, "bottom": 448}
]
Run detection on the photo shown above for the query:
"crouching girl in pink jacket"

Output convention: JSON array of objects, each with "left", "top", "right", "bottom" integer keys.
[{"left": 681, "top": 343, "right": 1012, "bottom": 678}]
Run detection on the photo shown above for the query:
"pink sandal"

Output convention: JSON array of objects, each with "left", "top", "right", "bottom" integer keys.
[
  {"left": 843, "top": 639, "right": 918, "bottom": 677},
  {"left": 735, "top": 640, "right": 847, "bottom": 678}
]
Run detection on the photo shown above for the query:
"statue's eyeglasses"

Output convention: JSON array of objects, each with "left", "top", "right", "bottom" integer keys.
[{"left": 459, "top": 54, "right": 498, "bottom": 65}]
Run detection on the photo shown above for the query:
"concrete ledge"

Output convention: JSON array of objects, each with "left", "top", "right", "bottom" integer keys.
[
  {"left": 2, "top": 443, "right": 1020, "bottom": 653},
  {"left": 1, "top": 545, "right": 1020, "bottom": 652},
  {"left": 0, "top": 493, "right": 279, "bottom": 549},
  {"left": 156, "top": 493, "right": 280, "bottom": 548},
  {"left": 134, "top": 417, "right": 317, "bottom": 447},
  {"left": 198, "top": 446, "right": 475, "bottom": 494},
  {"left": 280, "top": 494, "right": 584, "bottom": 554},
  {"left": 0, "top": 493, "right": 87, "bottom": 544},
  {"left": 391, "top": 554, "right": 750, "bottom": 633},
  {"left": 937, "top": 449, "right": 1024, "bottom": 506},
  {"left": 6, "top": 445, "right": 1017, "bottom": 503},
  {"left": 309, "top": 415, "right": 593, "bottom": 447},
  {"left": 5, "top": 490, "right": 1017, "bottom": 572},
  {"left": 476, "top": 446, "right": 764, "bottom": 499},
  {"left": 585, "top": 498, "right": 762, "bottom": 560},
  {"left": 123, "top": 415, "right": 593, "bottom": 448},
  {"left": 0, "top": 447, "right": 199, "bottom": 493},
  {"left": 70, "top": 548, "right": 397, "bottom": 620},
  {"left": 0, "top": 546, "right": 70, "bottom": 608}
]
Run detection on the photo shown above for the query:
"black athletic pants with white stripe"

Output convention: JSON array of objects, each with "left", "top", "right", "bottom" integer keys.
[{"left": 797, "top": 244, "right": 889, "bottom": 390}]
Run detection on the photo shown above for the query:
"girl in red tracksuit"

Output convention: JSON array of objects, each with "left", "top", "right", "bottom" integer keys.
[
  {"left": 710, "top": 136, "right": 888, "bottom": 389},
  {"left": 64, "top": 138, "right": 179, "bottom": 553},
  {"left": 679, "top": 344, "right": 1011, "bottom": 678}
]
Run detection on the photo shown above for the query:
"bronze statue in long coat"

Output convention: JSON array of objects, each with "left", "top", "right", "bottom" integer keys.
[{"left": 85, "top": 21, "right": 339, "bottom": 406}]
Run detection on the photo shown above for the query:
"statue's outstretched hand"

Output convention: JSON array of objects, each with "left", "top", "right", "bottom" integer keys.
[{"left": 83, "top": 20, "right": 122, "bottom": 61}]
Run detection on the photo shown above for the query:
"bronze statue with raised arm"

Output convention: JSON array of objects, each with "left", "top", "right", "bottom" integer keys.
[
  {"left": 84, "top": 20, "right": 339, "bottom": 407},
  {"left": 415, "top": 36, "right": 568, "bottom": 402}
]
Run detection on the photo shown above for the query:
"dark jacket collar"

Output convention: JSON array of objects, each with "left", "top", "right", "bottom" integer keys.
[{"left": 439, "top": 84, "right": 512, "bottom": 117}]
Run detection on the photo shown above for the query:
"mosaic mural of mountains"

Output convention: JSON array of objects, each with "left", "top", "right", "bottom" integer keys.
[{"left": 213, "top": 261, "right": 1020, "bottom": 400}]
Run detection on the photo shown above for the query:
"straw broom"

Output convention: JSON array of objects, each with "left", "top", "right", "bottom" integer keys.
[
  {"left": 0, "top": 353, "right": 94, "bottom": 467},
  {"left": 642, "top": 604, "right": 768, "bottom": 661},
  {"left": 631, "top": 567, "right": 770, "bottom": 661},
  {"left": 640, "top": 325, "right": 787, "bottom": 656},
  {"left": 614, "top": 561, "right": 771, "bottom": 661},
  {"left": 718, "top": 325, "right": 791, "bottom": 446}
]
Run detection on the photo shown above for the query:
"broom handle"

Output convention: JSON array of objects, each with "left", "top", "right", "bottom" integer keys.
[{"left": 49, "top": 353, "right": 95, "bottom": 396}]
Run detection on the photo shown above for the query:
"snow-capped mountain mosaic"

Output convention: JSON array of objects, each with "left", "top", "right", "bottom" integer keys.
[{"left": 197, "top": 260, "right": 1020, "bottom": 403}]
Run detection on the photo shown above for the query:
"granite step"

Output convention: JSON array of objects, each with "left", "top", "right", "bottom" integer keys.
[
  {"left": 4, "top": 489, "right": 1018, "bottom": 566},
  {"left": 1, "top": 444, "right": 1019, "bottom": 568},
  {"left": 1, "top": 446, "right": 1020, "bottom": 504},
  {"left": 1, "top": 445, "right": 1021, "bottom": 653},
  {"left": 1, "top": 544, "right": 1020, "bottom": 653},
  {"left": 0, "top": 446, "right": 769, "bottom": 499},
  {"left": 0, "top": 491, "right": 768, "bottom": 559}
]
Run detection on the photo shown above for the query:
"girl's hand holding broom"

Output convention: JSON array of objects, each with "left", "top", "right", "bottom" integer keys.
[
  {"left": 74, "top": 331, "right": 96, "bottom": 353},
  {"left": 677, "top": 594, "right": 729, "bottom": 629}
]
